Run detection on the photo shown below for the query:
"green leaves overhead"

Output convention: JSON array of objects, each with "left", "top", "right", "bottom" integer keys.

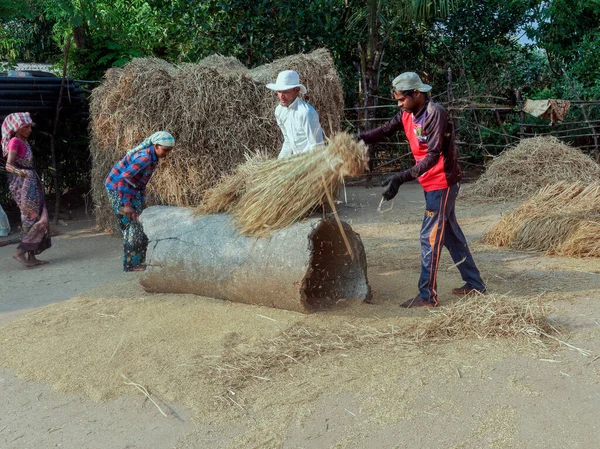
[
  {"left": 171, "top": 0, "right": 347, "bottom": 66},
  {"left": 1, "top": 0, "right": 599, "bottom": 101},
  {"left": 532, "top": 0, "right": 600, "bottom": 88}
]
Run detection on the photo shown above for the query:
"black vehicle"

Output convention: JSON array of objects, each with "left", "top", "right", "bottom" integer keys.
[
  {"left": 0, "top": 70, "right": 90, "bottom": 209},
  {"left": 0, "top": 70, "right": 88, "bottom": 129}
]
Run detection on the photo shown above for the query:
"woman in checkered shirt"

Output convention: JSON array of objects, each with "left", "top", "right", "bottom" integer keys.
[{"left": 104, "top": 131, "right": 175, "bottom": 272}]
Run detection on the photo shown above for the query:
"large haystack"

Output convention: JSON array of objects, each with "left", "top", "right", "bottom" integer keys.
[
  {"left": 89, "top": 49, "right": 344, "bottom": 230},
  {"left": 464, "top": 136, "right": 600, "bottom": 201},
  {"left": 482, "top": 181, "right": 600, "bottom": 257}
]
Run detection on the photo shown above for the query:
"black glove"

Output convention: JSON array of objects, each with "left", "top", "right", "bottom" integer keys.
[{"left": 381, "top": 174, "right": 404, "bottom": 201}]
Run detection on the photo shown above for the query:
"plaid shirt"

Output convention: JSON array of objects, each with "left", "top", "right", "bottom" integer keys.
[{"left": 104, "top": 146, "right": 158, "bottom": 206}]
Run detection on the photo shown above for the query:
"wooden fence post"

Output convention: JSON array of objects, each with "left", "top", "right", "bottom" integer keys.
[
  {"left": 50, "top": 36, "right": 71, "bottom": 224},
  {"left": 516, "top": 89, "right": 525, "bottom": 140},
  {"left": 447, "top": 67, "right": 460, "bottom": 153},
  {"left": 447, "top": 66, "right": 453, "bottom": 102},
  {"left": 487, "top": 87, "right": 509, "bottom": 145}
]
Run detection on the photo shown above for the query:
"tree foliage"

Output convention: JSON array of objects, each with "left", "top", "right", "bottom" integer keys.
[
  {"left": 0, "top": 1, "right": 59, "bottom": 65},
  {"left": 423, "top": 0, "right": 542, "bottom": 95},
  {"left": 532, "top": 0, "right": 600, "bottom": 91},
  {"left": 2, "top": 0, "right": 599, "bottom": 97},
  {"left": 169, "top": 0, "right": 348, "bottom": 67}
]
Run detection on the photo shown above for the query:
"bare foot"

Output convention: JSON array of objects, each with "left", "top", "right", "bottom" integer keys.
[
  {"left": 27, "top": 254, "right": 50, "bottom": 266},
  {"left": 12, "top": 253, "right": 34, "bottom": 268},
  {"left": 130, "top": 264, "right": 147, "bottom": 272}
]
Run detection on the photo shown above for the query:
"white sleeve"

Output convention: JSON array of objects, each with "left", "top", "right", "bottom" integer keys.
[
  {"left": 277, "top": 120, "right": 293, "bottom": 159},
  {"left": 277, "top": 140, "right": 293, "bottom": 159},
  {"left": 275, "top": 108, "right": 292, "bottom": 159},
  {"left": 305, "top": 109, "right": 324, "bottom": 151}
]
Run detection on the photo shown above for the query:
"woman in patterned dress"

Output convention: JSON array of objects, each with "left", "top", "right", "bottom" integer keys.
[{"left": 1, "top": 112, "right": 52, "bottom": 267}]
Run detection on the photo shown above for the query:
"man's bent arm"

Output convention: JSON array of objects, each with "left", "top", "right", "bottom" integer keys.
[{"left": 359, "top": 112, "right": 403, "bottom": 145}]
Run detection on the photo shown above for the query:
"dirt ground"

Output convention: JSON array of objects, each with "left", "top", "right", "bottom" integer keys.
[{"left": 0, "top": 182, "right": 599, "bottom": 449}]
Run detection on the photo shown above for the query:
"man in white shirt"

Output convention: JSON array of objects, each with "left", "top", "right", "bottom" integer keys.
[{"left": 266, "top": 70, "right": 324, "bottom": 159}]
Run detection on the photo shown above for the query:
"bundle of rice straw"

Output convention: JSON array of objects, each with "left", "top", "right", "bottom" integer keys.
[
  {"left": 482, "top": 181, "right": 600, "bottom": 257},
  {"left": 200, "top": 151, "right": 271, "bottom": 214},
  {"left": 556, "top": 221, "right": 600, "bottom": 257},
  {"left": 464, "top": 136, "right": 600, "bottom": 201},
  {"left": 89, "top": 49, "right": 344, "bottom": 231},
  {"left": 202, "top": 132, "right": 367, "bottom": 237}
]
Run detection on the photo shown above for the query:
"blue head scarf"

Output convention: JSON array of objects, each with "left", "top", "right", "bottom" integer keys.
[{"left": 126, "top": 131, "right": 175, "bottom": 157}]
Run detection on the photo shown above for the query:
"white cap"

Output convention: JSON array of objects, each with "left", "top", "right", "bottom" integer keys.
[
  {"left": 266, "top": 70, "right": 307, "bottom": 94},
  {"left": 392, "top": 72, "right": 432, "bottom": 93}
]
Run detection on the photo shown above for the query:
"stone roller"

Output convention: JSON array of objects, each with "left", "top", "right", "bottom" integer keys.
[{"left": 139, "top": 206, "right": 371, "bottom": 313}]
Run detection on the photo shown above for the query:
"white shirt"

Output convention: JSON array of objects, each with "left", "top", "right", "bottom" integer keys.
[{"left": 275, "top": 97, "right": 324, "bottom": 159}]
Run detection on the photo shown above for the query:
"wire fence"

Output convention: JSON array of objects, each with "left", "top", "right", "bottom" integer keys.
[{"left": 346, "top": 94, "right": 600, "bottom": 177}]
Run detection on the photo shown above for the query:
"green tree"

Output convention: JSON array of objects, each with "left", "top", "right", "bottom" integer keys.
[
  {"left": 532, "top": 0, "right": 600, "bottom": 89},
  {"left": 427, "top": 0, "right": 541, "bottom": 95},
  {"left": 1, "top": 1, "right": 60, "bottom": 65},
  {"left": 163, "top": 0, "right": 348, "bottom": 67},
  {"left": 38, "top": 0, "right": 176, "bottom": 79},
  {"left": 348, "top": 0, "right": 454, "bottom": 119}
]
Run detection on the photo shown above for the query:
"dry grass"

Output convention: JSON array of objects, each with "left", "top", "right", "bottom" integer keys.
[
  {"left": 207, "top": 294, "right": 557, "bottom": 390},
  {"left": 556, "top": 220, "right": 600, "bottom": 257},
  {"left": 199, "top": 150, "right": 272, "bottom": 214},
  {"left": 464, "top": 136, "right": 600, "bottom": 202},
  {"left": 198, "top": 131, "right": 367, "bottom": 235},
  {"left": 412, "top": 294, "right": 555, "bottom": 342},
  {"left": 229, "top": 132, "right": 368, "bottom": 236},
  {"left": 196, "top": 54, "right": 247, "bottom": 72},
  {"left": 483, "top": 181, "right": 600, "bottom": 256},
  {"left": 89, "top": 49, "right": 344, "bottom": 231}
]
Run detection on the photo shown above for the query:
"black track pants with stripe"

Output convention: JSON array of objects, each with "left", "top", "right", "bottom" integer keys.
[{"left": 418, "top": 183, "right": 485, "bottom": 304}]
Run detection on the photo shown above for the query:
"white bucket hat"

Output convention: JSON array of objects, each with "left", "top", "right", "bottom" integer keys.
[
  {"left": 392, "top": 72, "right": 432, "bottom": 93},
  {"left": 266, "top": 70, "right": 307, "bottom": 94}
]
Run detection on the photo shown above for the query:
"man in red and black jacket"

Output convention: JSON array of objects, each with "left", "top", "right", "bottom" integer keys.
[{"left": 359, "top": 72, "right": 486, "bottom": 308}]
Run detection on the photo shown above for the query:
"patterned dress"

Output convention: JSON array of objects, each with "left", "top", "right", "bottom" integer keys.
[
  {"left": 7, "top": 138, "right": 52, "bottom": 254},
  {"left": 105, "top": 189, "right": 148, "bottom": 271}
]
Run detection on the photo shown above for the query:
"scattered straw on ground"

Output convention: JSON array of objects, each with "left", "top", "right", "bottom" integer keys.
[
  {"left": 463, "top": 136, "right": 600, "bottom": 201},
  {"left": 205, "top": 294, "right": 557, "bottom": 391},
  {"left": 0, "top": 290, "right": 561, "bottom": 418},
  {"left": 483, "top": 181, "right": 600, "bottom": 257},
  {"left": 89, "top": 49, "right": 344, "bottom": 232}
]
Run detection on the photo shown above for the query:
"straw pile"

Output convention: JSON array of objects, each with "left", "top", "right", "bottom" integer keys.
[
  {"left": 89, "top": 49, "right": 344, "bottom": 231},
  {"left": 207, "top": 295, "right": 555, "bottom": 390},
  {"left": 464, "top": 136, "right": 600, "bottom": 201},
  {"left": 198, "top": 132, "right": 368, "bottom": 236},
  {"left": 483, "top": 181, "right": 600, "bottom": 257}
]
